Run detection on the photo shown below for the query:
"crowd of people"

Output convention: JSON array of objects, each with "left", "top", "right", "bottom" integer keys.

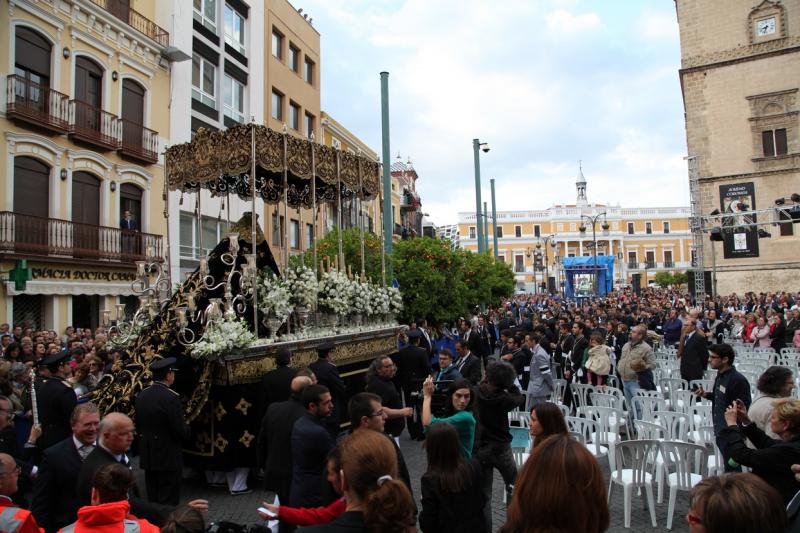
[{"left": 0, "top": 287, "right": 798, "bottom": 532}]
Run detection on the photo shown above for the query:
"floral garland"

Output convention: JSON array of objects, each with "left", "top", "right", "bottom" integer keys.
[
  {"left": 388, "top": 286, "right": 403, "bottom": 314},
  {"left": 257, "top": 273, "right": 293, "bottom": 322},
  {"left": 318, "top": 270, "right": 352, "bottom": 315},
  {"left": 190, "top": 315, "right": 256, "bottom": 360},
  {"left": 350, "top": 278, "right": 371, "bottom": 315},
  {"left": 288, "top": 265, "right": 318, "bottom": 309}
]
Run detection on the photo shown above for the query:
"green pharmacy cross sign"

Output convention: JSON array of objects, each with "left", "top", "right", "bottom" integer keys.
[{"left": 9, "top": 260, "right": 32, "bottom": 291}]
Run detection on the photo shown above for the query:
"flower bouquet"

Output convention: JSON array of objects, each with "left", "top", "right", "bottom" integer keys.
[
  {"left": 257, "top": 272, "right": 293, "bottom": 323},
  {"left": 190, "top": 315, "right": 256, "bottom": 361},
  {"left": 287, "top": 265, "right": 318, "bottom": 309},
  {"left": 318, "top": 270, "right": 352, "bottom": 327}
]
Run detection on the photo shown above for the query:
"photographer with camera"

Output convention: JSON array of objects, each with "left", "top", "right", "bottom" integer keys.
[
  {"left": 421, "top": 377, "right": 476, "bottom": 458},
  {"left": 473, "top": 361, "right": 524, "bottom": 531}
]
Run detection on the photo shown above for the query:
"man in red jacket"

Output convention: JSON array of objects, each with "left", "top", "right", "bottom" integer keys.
[
  {"left": 59, "top": 463, "right": 160, "bottom": 533},
  {"left": 0, "top": 452, "right": 42, "bottom": 533}
]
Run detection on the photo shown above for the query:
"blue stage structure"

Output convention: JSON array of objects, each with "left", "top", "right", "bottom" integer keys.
[{"left": 562, "top": 256, "right": 616, "bottom": 298}]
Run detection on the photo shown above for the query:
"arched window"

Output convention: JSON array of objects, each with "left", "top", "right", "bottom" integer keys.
[
  {"left": 15, "top": 27, "right": 51, "bottom": 87},
  {"left": 13, "top": 156, "right": 50, "bottom": 254},
  {"left": 120, "top": 183, "right": 143, "bottom": 226}
]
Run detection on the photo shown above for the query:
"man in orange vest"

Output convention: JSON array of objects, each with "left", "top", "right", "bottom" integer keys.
[{"left": 0, "top": 452, "right": 42, "bottom": 533}]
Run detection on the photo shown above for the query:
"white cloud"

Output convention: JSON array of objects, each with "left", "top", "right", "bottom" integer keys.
[
  {"left": 636, "top": 9, "right": 679, "bottom": 41},
  {"left": 545, "top": 9, "right": 603, "bottom": 35}
]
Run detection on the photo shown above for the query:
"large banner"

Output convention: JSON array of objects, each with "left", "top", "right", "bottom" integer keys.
[{"left": 719, "top": 182, "right": 759, "bottom": 259}]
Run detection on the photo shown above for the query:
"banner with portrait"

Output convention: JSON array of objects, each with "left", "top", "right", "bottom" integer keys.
[{"left": 719, "top": 182, "right": 759, "bottom": 259}]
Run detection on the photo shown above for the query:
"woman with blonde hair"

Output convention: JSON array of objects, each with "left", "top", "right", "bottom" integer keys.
[
  {"left": 499, "top": 434, "right": 609, "bottom": 533},
  {"left": 301, "top": 429, "right": 416, "bottom": 533},
  {"left": 721, "top": 397, "right": 800, "bottom": 503}
]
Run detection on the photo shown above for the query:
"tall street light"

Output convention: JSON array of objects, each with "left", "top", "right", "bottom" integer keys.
[
  {"left": 472, "top": 139, "right": 490, "bottom": 253},
  {"left": 579, "top": 211, "right": 609, "bottom": 294},
  {"left": 490, "top": 178, "right": 498, "bottom": 260},
  {"left": 537, "top": 235, "right": 557, "bottom": 293}
]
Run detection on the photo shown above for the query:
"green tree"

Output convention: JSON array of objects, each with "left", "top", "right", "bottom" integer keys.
[
  {"left": 392, "top": 237, "right": 467, "bottom": 323},
  {"left": 459, "top": 250, "right": 515, "bottom": 308},
  {"left": 653, "top": 271, "right": 674, "bottom": 288},
  {"left": 294, "top": 227, "right": 384, "bottom": 282},
  {"left": 672, "top": 271, "right": 689, "bottom": 286}
]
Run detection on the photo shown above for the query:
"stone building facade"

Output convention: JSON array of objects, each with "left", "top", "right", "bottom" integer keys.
[{"left": 676, "top": 0, "right": 800, "bottom": 294}]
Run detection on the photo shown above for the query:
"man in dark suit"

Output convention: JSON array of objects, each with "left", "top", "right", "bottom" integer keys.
[
  {"left": 393, "top": 330, "right": 430, "bottom": 440},
  {"left": 416, "top": 319, "right": 433, "bottom": 355},
  {"left": 76, "top": 413, "right": 171, "bottom": 526},
  {"left": 31, "top": 403, "right": 100, "bottom": 533},
  {"left": 120, "top": 210, "right": 138, "bottom": 255},
  {"left": 257, "top": 376, "right": 311, "bottom": 533},
  {"left": 134, "top": 357, "right": 190, "bottom": 505},
  {"left": 679, "top": 320, "right": 709, "bottom": 383},
  {"left": 120, "top": 210, "right": 138, "bottom": 231},
  {"left": 309, "top": 342, "right": 346, "bottom": 435},
  {"left": 454, "top": 339, "right": 482, "bottom": 385},
  {"left": 37, "top": 352, "right": 77, "bottom": 451},
  {"left": 258, "top": 347, "right": 297, "bottom": 419},
  {"left": 290, "top": 384, "right": 336, "bottom": 507}
]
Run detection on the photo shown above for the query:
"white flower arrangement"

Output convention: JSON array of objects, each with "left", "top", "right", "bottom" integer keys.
[
  {"left": 287, "top": 265, "right": 318, "bottom": 309},
  {"left": 190, "top": 315, "right": 256, "bottom": 360},
  {"left": 351, "top": 278, "right": 371, "bottom": 315},
  {"left": 371, "top": 285, "right": 391, "bottom": 316},
  {"left": 388, "top": 286, "right": 403, "bottom": 315},
  {"left": 257, "top": 272, "right": 293, "bottom": 322},
  {"left": 318, "top": 270, "right": 352, "bottom": 315}
]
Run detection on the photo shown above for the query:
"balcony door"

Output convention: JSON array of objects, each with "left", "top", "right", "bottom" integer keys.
[
  {"left": 120, "top": 183, "right": 143, "bottom": 258},
  {"left": 74, "top": 57, "right": 103, "bottom": 134},
  {"left": 72, "top": 171, "right": 100, "bottom": 258},
  {"left": 14, "top": 28, "right": 51, "bottom": 113},
  {"left": 121, "top": 79, "right": 145, "bottom": 153},
  {"left": 12, "top": 156, "right": 50, "bottom": 254}
]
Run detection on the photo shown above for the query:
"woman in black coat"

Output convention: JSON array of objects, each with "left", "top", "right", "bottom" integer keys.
[
  {"left": 720, "top": 398, "right": 800, "bottom": 504},
  {"left": 419, "top": 423, "right": 486, "bottom": 533}
]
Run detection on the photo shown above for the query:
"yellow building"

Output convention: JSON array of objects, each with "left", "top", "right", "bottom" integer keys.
[
  {"left": 1, "top": 0, "right": 172, "bottom": 331},
  {"left": 676, "top": 0, "right": 800, "bottom": 293},
  {"left": 458, "top": 170, "right": 692, "bottom": 292}
]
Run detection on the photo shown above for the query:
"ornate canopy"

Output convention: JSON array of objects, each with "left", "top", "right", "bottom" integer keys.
[{"left": 165, "top": 123, "right": 382, "bottom": 207}]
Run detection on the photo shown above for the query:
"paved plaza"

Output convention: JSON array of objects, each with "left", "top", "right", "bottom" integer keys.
[{"left": 170, "top": 433, "right": 691, "bottom": 533}]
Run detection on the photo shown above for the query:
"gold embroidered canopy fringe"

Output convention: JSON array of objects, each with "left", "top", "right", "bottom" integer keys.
[{"left": 165, "top": 123, "right": 381, "bottom": 207}]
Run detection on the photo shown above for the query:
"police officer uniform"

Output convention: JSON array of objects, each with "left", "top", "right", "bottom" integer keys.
[
  {"left": 134, "top": 357, "right": 190, "bottom": 505},
  {"left": 37, "top": 353, "right": 77, "bottom": 451}
]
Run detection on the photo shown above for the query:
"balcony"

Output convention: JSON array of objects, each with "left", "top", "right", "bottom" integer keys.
[
  {"left": 120, "top": 119, "right": 159, "bottom": 163},
  {"left": 6, "top": 75, "right": 70, "bottom": 134},
  {"left": 0, "top": 212, "right": 163, "bottom": 265},
  {"left": 86, "top": 0, "right": 169, "bottom": 47},
  {"left": 69, "top": 100, "right": 121, "bottom": 151},
  {"left": 400, "top": 190, "right": 421, "bottom": 210},
  {"left": 627, "top": 261, "right": 638, "bottom": 269},
  {"left": 644, "top": 260, "right": 657, "bottom": 269},
  {"left": 664, "top": 260, "right": 675, "bottom": 268}
]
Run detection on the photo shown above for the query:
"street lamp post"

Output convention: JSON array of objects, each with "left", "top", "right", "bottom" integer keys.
[
  {"left": 472, "top": 139, "right": 490, "bottom": 253},
  {"left": 490, "top": 178, "right": 498, "bottom": 260},
  {"left": 579, "top": 212, "right": 609, "bottom": 294},
  {"left": 537, "top": 234, "right": 557, "bottom": 294},
  {"left": 483, "top": 202, "right": 489, "bottom": 254}
]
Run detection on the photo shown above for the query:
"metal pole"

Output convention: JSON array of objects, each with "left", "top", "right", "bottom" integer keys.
[
  {"left": 472, "top": 139, "right": 484, "bottom": 253},
  {"left": 483, "top": 202, "right": 489, "bottom": 254},
  {"left": 311, "top": 136, "right": 318, "bottom": 277},
  {"left": 380, "top": 72, "right": 393, "bottom": 257},
  {"left": 544, "top": 242, "right": 549, "bottom": 294},
  {"left": 282, "top": 126, "right": 289, "bottom": 280},
  {"left": 336, "top": 151, "right": 343, "bottom": 270},
  {"left": 710, "top": 237, "right": 718, "bottom": 299},
  {"left": 592, "top": 222, "right": 598, "bottom": 294},
  {"left": 162, "top": 150, "right": 172, "bottom": 282},
  {"left": 358, "top": 160, "right": 365, "bottom": 279},
  {"left": 250, "top": 124, "right": 258, "bottom": 330},
  {"left": 490, "top": 178, "right": 498, "bottom": 260}
]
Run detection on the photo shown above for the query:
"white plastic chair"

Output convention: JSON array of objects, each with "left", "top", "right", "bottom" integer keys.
[
  {"left": 653, "top": 411, "right": 691, "bottom": 442},
  {"left": 689, "top": 404, "right": 713, "bottom": 443},
  {"left": 570, "top": 383, "right": 597, "bottom": 411},
  {"left": 694, "top": 425, "right": 724, "bottom": 476},
  {"left": 550, "top": 378, "right": 567, "bottom": 406},
  {"left": 590, "top": 392, "right": 628, "bottom": 434},
  {"left": 660, "top": 440, "right": 708, "bottom": 530},
  {"left": 566, "top": 416, "right": 607, "bottom": 465},
  {"left": 658, "top": 377, "right": 688, "bottom": 407},
  {"left": 630, "top": 395, "right": 667, "bottom": 423},
  {"left": 584, "top": 406, "right": 622, "bottom": 472},
  {"left": 634, "top": 419, "right": 665, "bottom": 440},
  {"left": 508, "top": 409, "right": 529, "bottom": 428},
  {"left": 608, "top": 439, "right": 659, "bottom": 529},
  {"left": 671, "top": 389, "right": 697, "bottom": 415}
]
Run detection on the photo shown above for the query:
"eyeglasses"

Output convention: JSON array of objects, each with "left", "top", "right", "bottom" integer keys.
[{"left": 0, "top": 466, "right": 21, "bottom": 477}]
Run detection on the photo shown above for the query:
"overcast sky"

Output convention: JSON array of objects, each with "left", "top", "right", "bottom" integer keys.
[{"left": 301, "top": 0, "right": 689, "bottom": 226}]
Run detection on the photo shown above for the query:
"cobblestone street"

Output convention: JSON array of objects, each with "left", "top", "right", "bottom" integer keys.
[{"left": 170, "top": 432, "right": 690, "bottom": 532}]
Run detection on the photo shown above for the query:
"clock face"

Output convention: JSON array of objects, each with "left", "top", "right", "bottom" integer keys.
[{"left": 757, "top": 17, "right": 776, "bottom": 36}]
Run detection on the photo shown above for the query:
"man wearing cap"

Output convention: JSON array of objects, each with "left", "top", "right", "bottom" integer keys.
[
  {"left": 37, "top": 352, "right": 77, "bottom": 450},
  {"left": 135, "top": 357, "right": 190, "bottom": 505},
  {"left": 309, "top": 342, "right": 345, "bottom": 435}
]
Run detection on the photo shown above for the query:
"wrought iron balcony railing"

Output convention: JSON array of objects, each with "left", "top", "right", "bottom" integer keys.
[
  {"left": 86, "top": 0, "right": 169, "bottom": 46},
  {"left": 6, "top": 75, "right": 70, "bottom": 134},
  {"left": 0, "top": 211, "right": 163, "bottom": 264}
]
